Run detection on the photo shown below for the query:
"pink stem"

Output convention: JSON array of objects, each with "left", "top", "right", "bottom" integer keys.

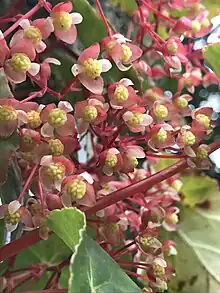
[
  {"left": 95, "top": 0, "right": 113, "bottom": 37},
  {"left": 18, "top": 164, "right": 38, "bottom": 202}
]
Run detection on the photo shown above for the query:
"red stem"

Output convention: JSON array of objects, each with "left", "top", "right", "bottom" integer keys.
[
  {"left": 95, "top": 0, "right": 112, "bottom": 37},
  {"left": 18, "top": 164, "right": 38, "bottom": 201}
]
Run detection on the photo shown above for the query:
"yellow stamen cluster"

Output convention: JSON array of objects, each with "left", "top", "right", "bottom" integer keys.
[
  {"left": 27, "top": 110, "right": 42, "bottom": 129},
  {"left": 153, "top": 263, "right": 166, "bottom": 278},
  {"left": 48, "top": 109, "right": 67, "bottom": 127},
  {"left": 201, "top": 18, "right": 210, "bottom": 29},
  {"left": 23, "top": 135, "right": 33, "bottom": 146},
  {"left": 153, "top": 128, "right": 168, "bottom": 143},
  {"left": 66, "top": 178, "right": 87, "bottom": 200},
  {"left": 121, "top": 44, "right": 132, "bottom": 63},
  {"left": 182, "top": 130, "right": 196, "bottom": 146},
  {"left": 184, "top": 77, "right": 193, "bottom": 88},
  {"left": 5, "top": 210, "right": 21, "bottom": 225},
  {"left": 53, "top": 12, "right": 72, "bottom": 30},
  {"left": 174, "top": 97, "right": 188, "bottom": 109},
  {"left": 0, "top": 106, "right": 17, "bottom": 122},
  {"left": 10, "top": 53, "right": 31, "bottom": 72},
  {"left": 105, "top": 153, "right": 118, "bottom": 168},
  {"left": 24, "top": 26, "right": 42, "bottom": 46},
  {"left": 166, "top": 213, "right": 178, "bottom": 225},
  {"left": 113, "top": 85, "right": 129, "bottom": 102},
  {"left": 46, "top": 162, "right": 66, "bottom": 181},
  {"left": 139, "top": 235, "right": 157, "bottom": 252},
  {"left": 129, "top": 156, "right": 138, "bottom": 167},
  {"left": 29, "top": 203, "right": 43, "bottom": 216},
  {"left": 196, "top": 114, "right": 210, "bottom": 129},
  {"left": 83, "top": 58, "right": 102, "bottom": 79},
  {"left": 128, "top": 112, "right": 143, "bottom": 127},
  {"left": 167, "top": 42, "right": 178, "bottom": 54},
  {"left": 192, "top": 20, "right": 201, "bottom": 34},
  {"left": 153, "top": 105, "right": 168, "bottom": 120},
  {"left": 196, "top": 146, "right": 209, "bottom": 160},
  {"left": 48, "top": 139, "right": 64, "bottom": 156},
  {"left": 83, "top": 105, "right": 98, "bottom": 122}
]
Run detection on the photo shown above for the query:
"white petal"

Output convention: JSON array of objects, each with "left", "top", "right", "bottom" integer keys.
[
  {"left": 207, "top": 32, "right": 220, "bottom": 44},
  {"left": 0, "top": 30, "right": 4, "bottom": 40},
  {"left": 110, "top": 102, "right": 123, "bottom": 110},
  {"left": 80, "top": 171, "right": 94, "bottom": 184},
  {"left": 36, "top": 41, "right": 47, "bottom": 53},
  {"left": 122, "top": 111, "right": 133, "bottom": 121},
  {"left": 8, "top": 200, "right": 21, "bottom": 214},
  {"left": 99, "top": 59, "right": 112, "bottom": 73},
  {"left": 113, "top": 33, "right": 131, "bottom": 43},
  {"left": 142, "top": 114, "right": 153, "bottom": 126},
  {"left": 61, "top": 193, "right": 72, "bottom": 207},
  {"left": 6, "top": 223, "right": 18, "bottom": 232},
  {"left": 154, "top": 258, "right": 167, "bottom": 267},
  {"left": 184, "top": 146, "right": 196, "bottom": 157},
  {"left": 44, "top": 58, "right": 61, "bottom": 65},
  {"left": 17, "top": 110, "right": 28, "bottom": 124},
  {"left": 58, "top": 101, "right": 73, "bottom": 113},
  {"left": 19, "top": 19, "right": 31, "bottom": 30},
  {"left": 28, "top": 63, "right": 40, "bottom": 76},
  {"left": 116, "top": 61, "right": 132, "bottom": 72},
  {"left": 88, "top": 99, "right": 104, "bottom": 108},
  {"left": 109, "top": 147, "right": 120, "bottom": 155},
  {"left": 120, "top": 78, "right": 134, "bottom": 86},
  {"left": 126, "top": 146, "right": 145, "bottom": 158},
  {"left": 54, "top": 179, "right": 62, "bottom": 191},
  {"left": 41, "top": 122, "right": 54, "bottom": 138},
  {"left": 37, "top": 104, "right": 45, "bottom": 112},
  {"left": 71, "top": 64, "right": 83, "bottom": 76},
  {"left": 96, "top": 210, "right": 105, "bottom": 217},
  {"left": 71, "top": 12, "right": 83, "bottom": 24},
  {"left": 40, "top": 155, "right": 53, "bottom": 166},
  {"left": 45, "top": 17, "right": 55, "bottom": 32}
]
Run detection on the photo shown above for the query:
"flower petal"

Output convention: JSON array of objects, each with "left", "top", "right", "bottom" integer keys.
[
  {"left": 142, "top": 114, "right": 153, "bottom": 126},
  {"left": 61, "top": 193, "right": 72, "bottom": 207},
  {"left": 58, "top": 101, "right": 73, "bottom": 113},
  {"left": 8, "top": 200, "right": 21, "bottom": 215},
  {"left": 123, "top": 111, "right": 133, "bottom": 121},
  {"left": 17, "top": 110, "right": 28, "bottom": 124},
  {"left": 0, "top": 205, "right": 6, "bottom": 219},
  {"left": 99, "top": 59, "right": 112, "bottom": 73},
  {"left": 28, "top": 63, "right": 40, "bottom": 76},
  {"left": 41, "top": 122, "right": 54, "bottom": 137},
  {"left": 71, "top": 64, "right": 83, "bottom": 77},
  {"left": 80, "top": 171, "right": 94, "bottom": 184},
  {"left": 78, "top": 73, "right": 104, "bottom": 95},
  {"left": 126, "top": 146, "right": 145, "bottom": 158},
  {"left": 4, "top": 62, "right": 26, "bottom": 84},
  {"left": 71, "top": 12, "right": 83, "bottom": 24},
  {"left": 78, "top": 42, "right": 100, "bottom": 64},
  {"left": 6, "top": 223, "right": 18, "bottom": 232},
  {"left": 44, "top": 58, "right": 61, "bottom": 65},
  {"left": 36, "top": 41, "right": 47, "bottom": 53},
  {"left": 40, "top": 155, "right": 53, "bottom": 166},
  {"left": 120, "top": 78, "right": 134, "bottom": 86},
  {"left": 54, "top": 24, "right": 77, "bottom": 45},
  {"left": 116, "top": 61, "right": 132, "bottom": 72},
  {"left": 19, "top": 19, "right": 31, "bottom": 30}
]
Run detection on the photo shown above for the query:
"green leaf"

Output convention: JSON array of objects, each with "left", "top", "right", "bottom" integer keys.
[
  {"left": 0, "top": 69, "right": 13, "bottom": 98},
  {"left": 0, "top": 131, "right": 19, "bottom": 187},
  {"left": 120, "top": 0, "right": 137, "bottom": 13},
  {"left": 46, "top": 207, "right": 86, "bottom": 251},
  {"left": 69, "top": 234, "right": 141, "bottom": 293},
  {"left": 204, "top": 0, "right": 220, "bottom": 17},
  {"left": 155, "top": 158, "right": 179, "bottom": 171},
  {"left": 203, "top": 43, "right": 220, "bottom": 76},
  {"left": 180, "top": 174, "right": 218, "bottom": 207},
  {"left": 164, "top": 195, "right": 220, "bottom": 293}
]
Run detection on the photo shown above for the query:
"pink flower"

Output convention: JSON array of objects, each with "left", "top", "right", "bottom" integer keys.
[
  {"left": 120, "top": 145, "right": 145, "bottom": 173},
  {"left": 108, "top": 78, "right": 140, "bottom": 109},
  {"left": 99, "top": 148, "right": 123, "bottom": 176},
  {"left": 19, "top": 128, "right": 41, "bottom": 152},
  {"left": 192, "top": 107, "right": 213, "bottom": 131},
  {"left": 4, "top": 40, "right": 40, "bottom": 84},
  {"left": 178, "top": 64, "right": 202, "bottom": 93},
  {"left": 40, "top": 101, "right": 76, "bottom": 137},
  {"left": 0, "top": 31, "right": 10, "bottom": 66},
  {"left": 74, "top": 97, "right": 109, "bottom": 133},
  {"left": 172, "top": 94, "right": 192, "bottom": 116},
  {"left": 187, "top": 144, "right": 211, "bottom": 170},
  {"left": 142, "top": 88, "right": 165, "bottom": 107},
  {"left": 0, "top": 200, "right": 29, "bottom": 232},
  {"left": 0, "top": 98, "right": 36, "bottom": 138},
  {"left": 148, "top": 124, "right": 175, "bottom": 151},
  {"left": 203, "top": 72, "right": 220, "bottom": 88},
  {"left": 48, "top": 1, "right": 83, "bottom": 44},
  {"left": 163, "top": 37, "right": 187, "bottom": 63},
  {"left": 61, "top": 172, "right": 96, "bottom": 207},
  {"left": 39, "top": 155, "right": 75, "bottom": 191},
  {"left": 162, "top": 207, "right": 179, "bottom": 231},
  {"left": 34, "top": 58, "right": 61, "bottom": 83},
  {"left": 123, "top": 105, "right": 153, "bottom": 133},
  {"left": 71, "top": 43, "right": 112, "bottom": 94},
  {"left": 150, "top": 101, "right": 175, "bottom": 123},
  {"left": 102, "top": 33, "right": 142, "bottom": 71}
]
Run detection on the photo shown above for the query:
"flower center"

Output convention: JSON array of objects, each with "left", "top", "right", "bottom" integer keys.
[
  {"left": 196, "top": 114, "right": 210, "bottom": 129},
  {"left": 83, "top": 105, "right": 98, "bottom": 122},
  {"left": 48, "top": 139, "right": 64, "bottom": 156},
  {"left": 66, "top": 178, "right": 87, "bottom": 200},
  {"left": 106, "top": 40, "right": 116, "bottom": 53},
  {"left": 24, "top": 26, "right": 42, "bottom": 46},
  {"left": 153, "top": 128, "right": 168, "bottom": 143},
  {"left": 5, "top": 210, "right": 21, "bottom": 225},
  {"left": 23, "top": 135, "right": 33, "bottom": 146},
  {"left": 105, "top": 153, "right": 118, "bottom": 168},
  {"left": 153, "top": 105, "right": 168, "bottom": 120},
  {"left": 192, "top": 20, "right": 201, "bottom": 34},
  {"left": 10, "top": 53, "right": 31, "bottom": 72},
  {"left": 128, "top": 112, "right": 143, "bottom": 126},
  {"left": 46, "top": 162, "right": 66, "bottom": 181},
  {"left": 48, "top": 109, "right": 67, "bottom": 127},
  {"left": 171, "top": 179, "right": 182, "bottom": 191},
  {"left": 53, "top": 12, "right": 72, "bottom": 30},
  {"left": 166, "top": 213, "right": 178, "bottom": 225},
  {"left": 113, "top": 85, "right": 129, "bottom": 102},
  {"left": 29, "top": 203, "right": 43, "bottom": 216},
  {"left": 182, "top": 131, "right": 196, "bottom": 146},
  {"left": 153, "top": 263, "right": 166, "bottom": 278},
  {"left": 121, "top": 44, "right": 132, "bottom": 63},
  {"left": 139, "top": 235, "right": 157, "bottom": 252},
  {"left": 201, "top": 18, "right": 210, "bottom": 29},
  {"left": 27, "top": 110, "right": 42, "bottom": 129},
  {"left": 175, "top": 97, "right": 188, "bottom": 109},
  {"left": 83, "top": 58, "right": 102, "bottom": 79},
  {"left": 0, "top": 106, "right": 17, "bottom": 121},
  {"left": 196, "top": 147, "right": 208, "bottom": 160},
  {"left": 130, "top": 156, "right": 138, "bottom": 167},
  {"left": 184, "top": 77, "right": 193, "bottom": 88},
  {"left": 167, "top": 41, "right": 178, "bottom": 54}
]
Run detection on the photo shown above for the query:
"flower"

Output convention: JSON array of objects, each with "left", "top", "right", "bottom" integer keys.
[
  {"left": 172, "top": 94, "right": 192, "bottom": 116},
  {"left": 74, "top": 97, "right": 109, "bottom": 133},
  {"left": 40, "top": 101, "right": 76, "bottom": 137},
  {"left": 162, "top": 207, "right": 179, "bottom": 231},
  {"left": 178, "top": 64, "right": 202, "bottom": 93},
  {"left": 192, "top": 107, "right": 213, "bottom": 131},
  {"left": 61, "top": 172, "right": 95, "bottom": 207},
  {"left": 100, "top": 148, "right": 123, "bottom": 176},
  {"left": 108, "top": 78, "right": 140, "bottom": 109},
  {"left": 148, "top": 124, "right": 174, "bottom": 151},
  {"left": 48, "top": 1, "right": 83, "bottom": 44},
  {"left": 123, "top": 105, "right": 153, "bottom": 133},
  {"left": 120, "top": 145, "right": 145, "bottom": 173},
  {"left": 39, "top": 155, "right": 75, "bottom": 191},
  {"left": 71, "top": 43, "right": 112, "bottom": 94},
  {"left": 102, "top": 34, "right": 142, "bottom": 71}
]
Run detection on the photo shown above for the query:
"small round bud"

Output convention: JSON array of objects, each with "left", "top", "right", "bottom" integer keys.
[
  {"left": 129, "top": 156, "right": 138, "bottom": 167},
  {"left": 192, "top": 20, "right": 201, "bottom": 34},
  {"left": 201, "top": 18, "right": 210, "bottom": 29},
  {"left": 153, "top": 128, "right": 168, "bottom": 143},
  {"left": 196, "top": 146, "right": 209, "bottom": 160},
  {"left": 128, "top": 112, "right": 143, "bottom": 126},
  {"left": 166, "top": 213, "right": 178, "bottom": 225},
  {"left": 196, "top": 114, "right": 210, "bottom": 129},
  {"left": 153, "top": 263, "right": 166, "bottom": 278},
  {"left": 167, "top": 41, "right": 178, "bottom": 54},
  {"left": 5, "top": 210, "right": 21, "bottom": 225}
]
